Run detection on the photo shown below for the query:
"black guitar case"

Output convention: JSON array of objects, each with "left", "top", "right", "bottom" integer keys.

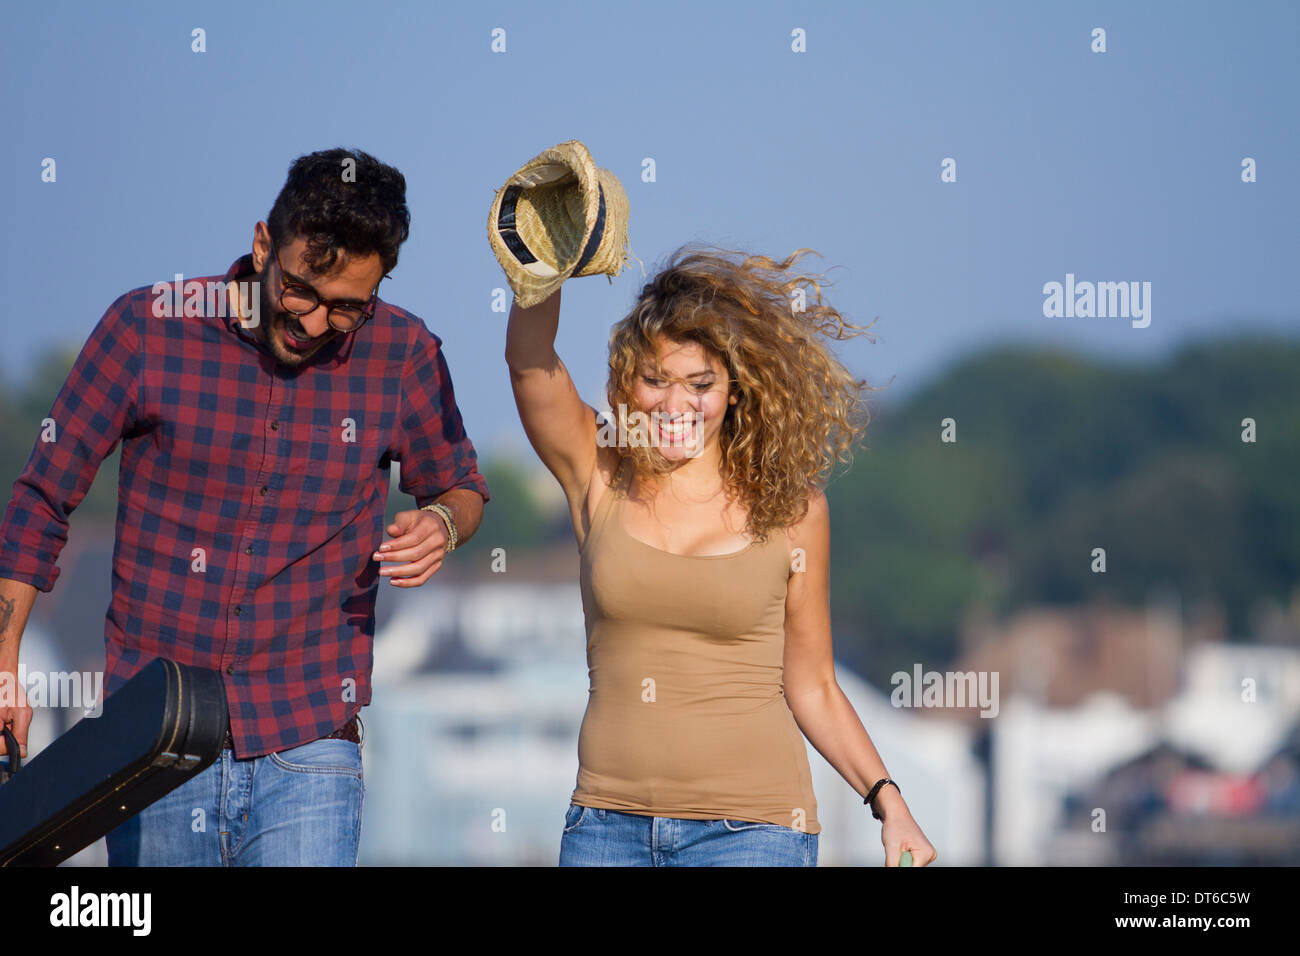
[{"left": 0, "top": 657, "right": 228, "bottom": 866}]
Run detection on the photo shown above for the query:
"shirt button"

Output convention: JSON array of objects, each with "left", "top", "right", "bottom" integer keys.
[
  {"left": 225, "top": 665, "right": 234, "bottom": 675},
  {"left": 245, "top": 545, "right": 254, "bottom": 554},
  {"left": 259, "top": 486, "right": 268, "bottom": 496},
  {"left": 270, "top": 421, "right": 279, "bottom": 431},
  {"left": 233, "top": 606, "right": 242, "bottom": 616}
]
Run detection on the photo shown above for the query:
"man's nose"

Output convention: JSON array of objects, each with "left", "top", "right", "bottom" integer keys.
[{"left": 290, "top": 306, "right": 332, "bottom": 338}]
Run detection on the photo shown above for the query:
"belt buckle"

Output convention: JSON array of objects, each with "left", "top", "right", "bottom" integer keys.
[{"left": 329, "top": 714, "right": 362, "bottom": 745}]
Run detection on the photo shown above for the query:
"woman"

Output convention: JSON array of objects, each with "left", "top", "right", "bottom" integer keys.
[{"left": 506, "top": 245, "right": 937, "bottom": 866}]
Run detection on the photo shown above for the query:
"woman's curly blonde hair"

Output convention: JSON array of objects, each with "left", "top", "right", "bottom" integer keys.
[{"left": 606, "top": 244, "right": 881, "bottom": 541}]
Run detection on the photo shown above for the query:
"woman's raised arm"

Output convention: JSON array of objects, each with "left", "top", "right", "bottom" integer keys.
[{"left": 504, "top": 288, "right": 600, "bottom": 503}]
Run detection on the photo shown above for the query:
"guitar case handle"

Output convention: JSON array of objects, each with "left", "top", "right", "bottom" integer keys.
[{"left": 0, "top": 726, "right": 19, "bottom": 780}]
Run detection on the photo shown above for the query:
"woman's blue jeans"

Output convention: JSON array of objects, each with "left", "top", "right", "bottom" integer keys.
[
  {"left": 559, "top": 804, "right": 818, "bottom": 866},
  {"left": 104, "top": 738, "right": 364, "bottom": 866}
]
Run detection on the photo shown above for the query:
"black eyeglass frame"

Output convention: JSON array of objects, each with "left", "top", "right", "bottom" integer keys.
[{"left": 267, "top": 235, "right": 389, "bottom": 333}]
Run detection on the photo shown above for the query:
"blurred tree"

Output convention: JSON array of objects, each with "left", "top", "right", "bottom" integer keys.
[
  {"left": 825, "top": 337, "right": 1300, "bottom": 681},
  {"left": 0, "top": 346, "right": 120, "bottom": 527}
]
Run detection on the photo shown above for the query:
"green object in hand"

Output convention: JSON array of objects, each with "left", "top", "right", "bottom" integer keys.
[{"left": 899, "top": 850, "right": 913, "bottom": 867}]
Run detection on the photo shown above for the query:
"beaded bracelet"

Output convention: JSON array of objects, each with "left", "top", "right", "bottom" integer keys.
[{"left": 419, "top": 502, "right": 458, "bottom": 552}]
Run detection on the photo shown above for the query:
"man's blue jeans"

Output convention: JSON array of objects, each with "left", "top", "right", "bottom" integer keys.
[{"left": 105, "top": 738, "right": 364, "bottom": 866}]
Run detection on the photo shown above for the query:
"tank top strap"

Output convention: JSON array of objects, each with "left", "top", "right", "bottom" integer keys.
[{"left": 589, "top": 455, "right": 631, "bottom": 537}]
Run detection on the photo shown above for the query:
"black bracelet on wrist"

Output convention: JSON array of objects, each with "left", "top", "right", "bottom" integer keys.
[{"left": 864, "top": 777, "right": 900, "bottom": 820}]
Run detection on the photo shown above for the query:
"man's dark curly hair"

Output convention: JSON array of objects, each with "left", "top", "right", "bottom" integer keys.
[{"left": 266, "top": 147, "right": 411, "bottom": 276}]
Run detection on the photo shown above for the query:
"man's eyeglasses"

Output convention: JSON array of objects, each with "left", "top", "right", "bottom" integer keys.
[{"left": 268, "top": 236, "right": 388, "bottom": 333}]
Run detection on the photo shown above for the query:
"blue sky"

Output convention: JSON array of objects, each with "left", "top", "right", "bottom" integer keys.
[{"left": 3, "top": 0, "right": 1296, "bottom": 457}]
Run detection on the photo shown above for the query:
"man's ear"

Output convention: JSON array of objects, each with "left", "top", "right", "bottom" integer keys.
[{"left": 252, "top": 222, "right": 271, "bottom": 272}]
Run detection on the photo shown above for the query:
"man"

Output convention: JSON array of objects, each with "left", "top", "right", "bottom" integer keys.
[{"left": 0, "top": 148, "right": 488, "bottom": 865}]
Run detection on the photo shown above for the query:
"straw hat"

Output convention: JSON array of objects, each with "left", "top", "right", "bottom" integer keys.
[{"left": 488, "top": 140, "right": 630, "bottom": 308}]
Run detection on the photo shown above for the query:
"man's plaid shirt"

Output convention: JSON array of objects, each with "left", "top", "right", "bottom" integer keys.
[{"left": 0, "top": 255, "right": 489, "bottom": 756}]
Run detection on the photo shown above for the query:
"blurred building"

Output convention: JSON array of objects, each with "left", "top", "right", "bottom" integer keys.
[{"left": 947, "top": 596, "right": 1300, "bottom": 865}]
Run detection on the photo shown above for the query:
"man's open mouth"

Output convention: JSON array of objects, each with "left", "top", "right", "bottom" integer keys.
[{"left": 283, "top": 327, "right": 313, "bottom": 350}]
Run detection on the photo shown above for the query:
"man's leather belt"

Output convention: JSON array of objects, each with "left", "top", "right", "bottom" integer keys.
[{"left": 224, "top": 714, "right": 361, "bottom": 752}]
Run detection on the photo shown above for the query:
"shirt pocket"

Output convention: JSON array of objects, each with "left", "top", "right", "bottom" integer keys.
[{"left": 289, "top": 422, "right": 383, "bottom": 516}]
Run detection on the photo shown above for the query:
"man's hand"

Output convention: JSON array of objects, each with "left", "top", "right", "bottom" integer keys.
[
  {"left": 0, "top": 672, "right": 32, "bottom": 760},
  {"left": 371, "top": 508, "right": 451, "bottom": 587}
]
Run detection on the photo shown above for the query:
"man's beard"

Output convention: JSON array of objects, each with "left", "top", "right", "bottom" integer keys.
[{"left": 252, "top": 270, "right": 334, "bottom": 366}]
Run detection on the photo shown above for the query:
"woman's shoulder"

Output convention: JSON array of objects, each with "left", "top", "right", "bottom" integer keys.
[{"left": 780, "top": 485, "right": 829, "bottom": 548}]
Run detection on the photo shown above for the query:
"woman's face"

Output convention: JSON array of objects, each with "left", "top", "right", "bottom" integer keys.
[{"left": 630, "top": 335, "right": 736, "bottom": 461}]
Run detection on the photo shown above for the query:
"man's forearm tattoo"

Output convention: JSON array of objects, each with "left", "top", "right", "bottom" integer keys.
[{"left": 0, "top": 595, "right": 15, "bottom": 646}]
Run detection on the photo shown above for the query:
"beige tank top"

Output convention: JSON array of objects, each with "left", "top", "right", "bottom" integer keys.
[{"left": 572, "top": 456, "right": 820, "bottom": 833}]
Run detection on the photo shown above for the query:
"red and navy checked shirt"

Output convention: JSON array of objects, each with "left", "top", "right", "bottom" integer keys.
[{"left": 0, "top": 255, "right": 489, "bottom": 757}]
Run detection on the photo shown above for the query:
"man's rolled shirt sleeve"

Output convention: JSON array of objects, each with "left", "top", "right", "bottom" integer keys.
[
  {"left": 0, "top": 292, "right": 140, "bottom": 591},
  {"left": 394, "top": 324, "right": 489, "bottom": 508}
]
